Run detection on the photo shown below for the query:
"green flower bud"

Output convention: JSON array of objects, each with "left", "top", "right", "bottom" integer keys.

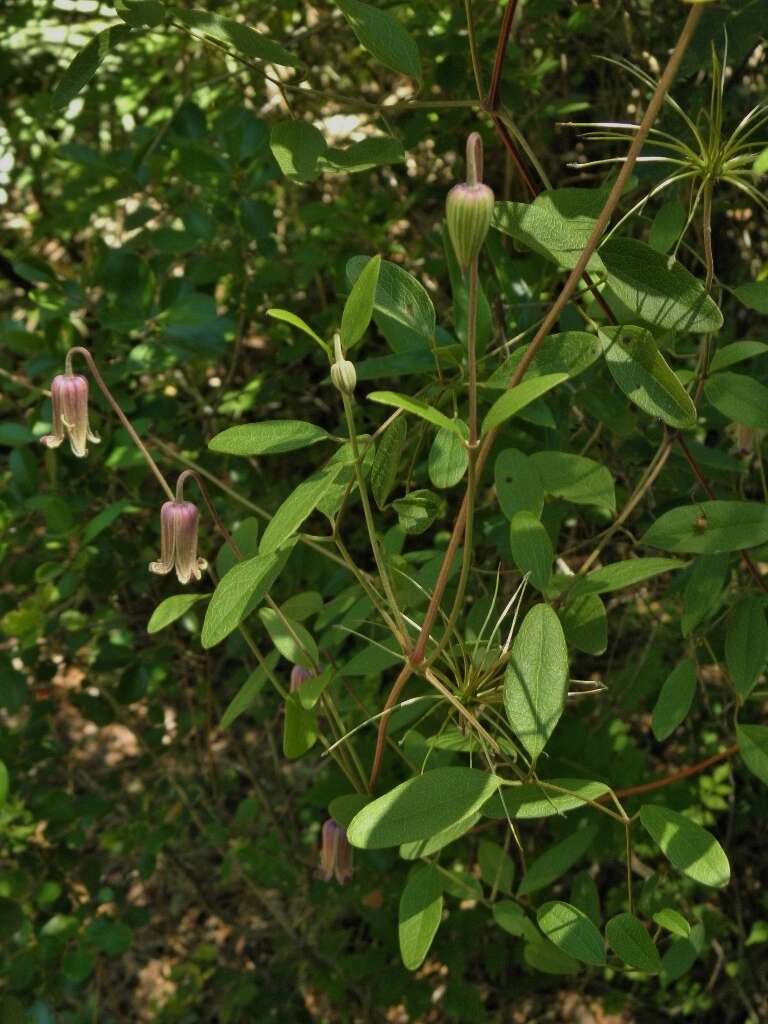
[
  {"left": 331, "top": 333, "right": 357, "bottom": 396},
  {"left": 446, "top": 133, "right": 495, "bottom": 272}
]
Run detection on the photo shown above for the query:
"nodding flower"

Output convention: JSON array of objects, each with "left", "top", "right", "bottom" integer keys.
[
  {"left": 149, "top": 499, "right": 207, "bottom": 585},
  {"left": 320, "top": 819, "right": 353, "bottom": 885},
  {"left": 290, "top": 665, "right": 313, "bottom": 692},
  {"left": 40, "top": 373, "right": 100, "bottom": 458}
]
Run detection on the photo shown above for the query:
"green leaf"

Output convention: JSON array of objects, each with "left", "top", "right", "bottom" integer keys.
[
  {"left": 524, "top": 940, "right": 580, "bottom": 975},
  {"left": 598, "top": 326, "right": 696, "bottom": 429},
  {"left": 347, "top": 257, "right": 435, "bottom": 342},
  {"left": 328, "top": 793, "right": 370, "bottom": 828},
  {"left": 398, "top": 865, "right": 443, "bottom": 971},
  {"left": 392, "top": 489, "right": 445, "bottom": 535},
  {"left": 493, "top": 900, "right": 531, "bottom": 938},
  {"left": 219, "top": 659, "right": 275, "bottom": 729},
  {"left": 115, "top": 1, "right": 166, "bottom": 28},
  {"left": 601, "top": 237, "right": 723, "bottom": 333},
  {"left": 209, "top": 420, "right": 330, "bottom": 456},
  {"left": 51, "top": 25, "right": 133, "bottom": 109},
  {"left": 202, "top": 545, "right": 293, "bottom": 648},
  {"left": 705, "top": 372, "right": 768, "bottom": 428},
  {"left": 652, "top": 909, "right": 691, "bottom": 939},
  {"left": 482, "top": 373, "right": 568, "bottom": 435},
  {"left": 321, "top": 136, "right": 405, "bottom": 173},
  {"left": 260, "top": 461, "right": 348, "bottom": 555},
  {"left": 518, "top": 825, "right": 597, "bottom": 895},
  {"left": 485, "top": 331, "right": 601, "bottom": 389},
  {"left": 529, "top": 451, "right": 615, "bottom": 512},
  {"left": 709, "top": 340, "right": 768, "bottom": 372},
  {"left": 661, "top": 923, "right": 705, "bottom": 984},
  {"left": 148, "top": 593, "right": 209, "bottom": 634},
  {"left": 337, "top": 0, "right": 421, "bottom": 80},
  {"left": 478, "top": 840, "right": 515, "bottom": 894},
  {"left": 371, "top": 416, "right": 407, "bottom": 509},
  {"left": 492, "top": 194, "right": 604, "bottom": 271},
  {"left": 258, "top": 607, "right": 319, "bottom": 669},
  {"left": 725, "top": 596, "right": 768, "bottom": 700},
  {"left": 737, "top": 724, "right": 768, "bottom": 786},
  {"left": 559, "top": 592, "right": 607, "bottom": 655},
  {"left": 283, "top": 694, "right": 317, "bottom": 759},
  {"left": 294, "top": 667, "right": 333, "bottom": 710},
  {"left": 171, "top": 9, "right": 300, "bottom": 67},
  {"left": 270, "top": 121, "right": 327, "bottom": 182},
  {"left": 368, "top": 391, "right": 465, "bottom": 438},
  {"left": 681, "top": 553, "right": 730, "bottom": 636},
  {"left": 572, "top": 557, "right": 687, "bottom": 597},
  {"left": 606, "top": 913, "right": 662, "bottom": 973},
  {"left": 504, "top": 604, "right": 569, "bottom": 761},
  {"left": 494, "top": 449, "right": 544, "bottom": 520},
  {"left": 341, "top": 254, "right": 381, "bottom": 349},
  {"left": 639, "top": 805, "right": 730, "bottom": 888},
  {"left": 649, "top": 200, "right": 686, "bottom": 254},
  {"left": 400, "top": 812, "right": 480, "bottom": 860},
  {"left": 642, "top": 500, "right": 768, "bottom": 554},
  {"left": 509, "top": 511, "right": 553, "bottom": 592},
  {"left": 483, "top": 779, "right": 609, "bottom": 820},
  {"left": 536, "top": 901, "right": 605, "bottom": 966},
  {"left": 82, "top": 500, "right": 135, "bottom": 544},
  {"left": 733, "top": 281, "right": 768, "bottom": 314},
  {"left": 428, "top": 425, "right": 468, "bottom": 490},
  {"left": 347, "top": 767, "right": 500, "bottom": 849},
  {"left": 266, "top": 308, "right": 327, "bottom": 350},
  {"left": 651, "top": 659, "right": 697, "bottom": 741},
  {"left": 0, "top": 762, "right": 8, "bottom": 806}
]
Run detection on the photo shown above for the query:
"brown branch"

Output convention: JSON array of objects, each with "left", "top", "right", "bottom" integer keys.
[
  {"left": 611, "top": 745, "right": 738, "bottom": 801},
  {"left": 486, "top": 0, "right": 518, "bottom": 111}
]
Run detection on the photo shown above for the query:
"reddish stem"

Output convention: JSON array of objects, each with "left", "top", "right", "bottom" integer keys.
[
  {"left": 611, "top": 745, "right": 737, "bottom": 801},
  {"left": 486, "top": 0, "right": 518, "bottom": 111}
]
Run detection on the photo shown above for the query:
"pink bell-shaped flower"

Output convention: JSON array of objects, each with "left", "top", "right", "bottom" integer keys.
[
  {"left": 319, "top": 819, "right": 353, "bottom": 885},
  {"left": 149, "top": 500, "right": 207, "bottom": 585},
  {"left": 40, "top": 373, "right": 100, "bottom": 458}
]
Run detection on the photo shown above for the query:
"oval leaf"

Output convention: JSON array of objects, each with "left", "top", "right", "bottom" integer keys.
[
  {"left": 368, "top": 391, "right": 465, "bottom": 438},
  {"left": 428, "top": 425, "right": 468, "bottom": 490},
  {"left": 171, "top": 9, "right": 300, "bottom": 67},
  {"left": 651, "top": 659, "right": 697, "bottom": 742},
  {"left": 599, "top": 326, "right": 696, "bottom": 429},
  {"left": 148, "top": 593, "right": 209, "bottom": 634},
  {"left": 260, "top": 461, "right": 347, "bottom": 555},
  {"left": 337, "top": 0, "right": 421, "bottom": 80},
  {"left": 51, "top": 25, "right": 133, "bottom": 109},
  {"left": 482, "top": 373, "right": 568, "bottom": 435},
  {"left": 725, "top": 596, "right": 768, "bottom": 700},
  {"left": 537, "top": 901, "right": 605, "bottom": 966},
  {"left": 639, "top": 804, "right": 730, "bottom": 888},
  {"left": 202, "top": 545, "right": 292, "bottom": 649},
  {"left": 509, "top": 511, "right": 553, "bottom": 592},
  {"left": 518, "top": 825, "right": 598, "bottom": 895},
  {"left": 504, "top": 604, "right": 569, "bottom": 762},
  {"left": 737, "top": 723, "right": 768, "bottom": 786},
  {"left": 341, "top": 254, "right": 381, "bottom": 349},
  {"left": 642, "top": 500, "right": 768, "bottom": 554},
  {"left": 371, "top": 416, "right": 407, "bottom": 509},
  {"left": 209, "top": 420, "right": 330, "bottom": 456},
  {"left": 705, "top": 372, "right": 768, "bottom": 428},
  {"left": 270, "top": 121, "right": 327, "bottom": 182},
  {"left": 347, "top": 767, "right": 500, "bottom": 849},
  {"left": 346, "top": 257, "right": 435, "bottom": 342},
  {"left": 399, "top": 865, "right": 443, "bottom": 971},
  {"left": 606, "top": 913, "right": 662, "bottom": 973}
]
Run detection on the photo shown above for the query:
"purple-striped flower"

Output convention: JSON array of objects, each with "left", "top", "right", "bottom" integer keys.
[
  {"left": 320, "top": 819, "right": 353, "bottom": 885},
  {"left": 148, "top": 500, "right": 207, "bottom": 585},
  {"left": 40, "top": 373, "right": 100, "bottom": 458},
  {"left": 290, "top": 665, "right": 313, "bottom": 692}
]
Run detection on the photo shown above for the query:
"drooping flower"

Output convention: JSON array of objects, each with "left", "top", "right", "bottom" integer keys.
[
  {"left": 148, "top": 500, "right": 207, "bottom": 585},
  {"left": 40, "top": 373, "right": 100, "bottom": 458},
  {"left": 290, "top": 665, "right": 313, "bottom": 692},
  {"left": 319, "top": 819, "right": 353, "bottom": 885}
]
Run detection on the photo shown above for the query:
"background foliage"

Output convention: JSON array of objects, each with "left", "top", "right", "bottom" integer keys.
[{"left": 2, "top": 1, "right": 768, "bottom": 1021}]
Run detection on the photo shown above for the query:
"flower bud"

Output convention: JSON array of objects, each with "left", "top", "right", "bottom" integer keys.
[
  {"left": 446, "top": 133, "right": 495, "bottom": 272},
  {"left": 290, "top": 665, "right": 313, "bottom": 692},
  {"left": 40, "top": 373, "right": 100, "bottom": 458},
  {"left": 149, "top": 500, "right": 207, "bottom": 585},
  {"left": 331, "top": 333, "right": 356, "bottom": 396},
  {"left": 319, "top": 819, "right": 353, "bottom": 884}
]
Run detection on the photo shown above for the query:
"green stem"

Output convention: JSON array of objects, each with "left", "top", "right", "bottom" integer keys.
[
  {"left": 341, "top": 392, "right": 407, "bottom": 645},
  {"left": 463, "top": 0, "right": 483, "bottom": 100}
]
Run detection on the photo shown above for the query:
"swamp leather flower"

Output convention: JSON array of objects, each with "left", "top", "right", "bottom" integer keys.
[
  {"left": 149, "top": 500, "right": 207, "bottom": 585},
  {"left": 40, "top": 373, "right": 100, "bottom": 458}
]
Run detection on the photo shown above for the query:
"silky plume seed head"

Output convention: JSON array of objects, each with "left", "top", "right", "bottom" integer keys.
[
  {"left": 148, "top": 500, "right": 208, "bottom": 585},
  {"left": 40, "top": 373, "right": 100, "bottom": 458}
]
